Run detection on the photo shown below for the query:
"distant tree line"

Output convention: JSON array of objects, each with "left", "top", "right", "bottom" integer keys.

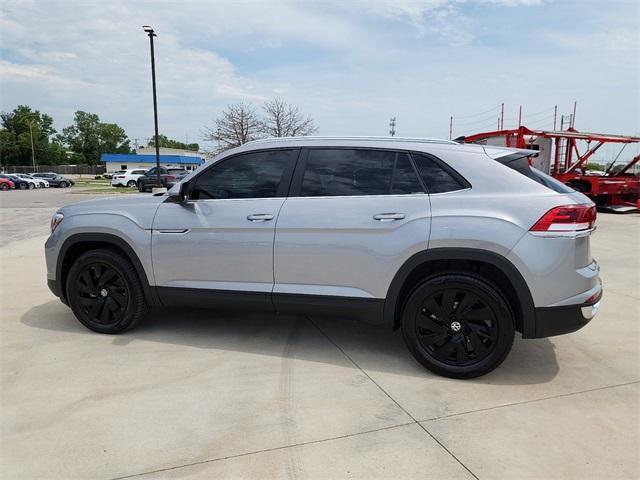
[{"left": 1, "top": 98, "right": 318, "bottom": 166}]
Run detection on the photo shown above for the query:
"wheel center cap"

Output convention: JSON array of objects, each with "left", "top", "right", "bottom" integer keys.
[
  {"left": 100, "top": 288, "right": 109, "bottom": 298},
  {"left": 450, "top": 321, "right": 462, "bottom": 332}
]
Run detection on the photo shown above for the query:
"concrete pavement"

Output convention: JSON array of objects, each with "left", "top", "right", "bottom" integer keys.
[{"left": 1, "top": 191, "right": 638, "bottom": 479}]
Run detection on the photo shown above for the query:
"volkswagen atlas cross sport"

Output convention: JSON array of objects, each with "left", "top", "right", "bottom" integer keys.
[{"left": 45, "top": 137, "right": 602, "bottom": 378}]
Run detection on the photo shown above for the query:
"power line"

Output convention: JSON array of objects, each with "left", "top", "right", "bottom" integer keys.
[{"left": 452, "top": 104, "right": 501, "bottom": 120}]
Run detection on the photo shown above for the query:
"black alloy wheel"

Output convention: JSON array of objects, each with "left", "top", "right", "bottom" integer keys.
[
  {"left": 66, "top": 249, "right": 149, "bottom": 333},
  {"left": 75, "top": 262, "right": 128, "bottom": 327},
  {"left": 59, "top": 181, "right": 69, "bottom": 188},
  {"left": 401, "top": 273, "right": 514, "bottom": 379},
  {"left": 19, "top": 182, "right": 28, "bottom": 190},
  {"left": 137, "top": 181, "right": 145, "bottom": 192}
]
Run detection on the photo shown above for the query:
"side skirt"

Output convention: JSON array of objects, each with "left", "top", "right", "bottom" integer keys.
[{"left": 156, "top": 287, "right": 387, "bottom": 325}]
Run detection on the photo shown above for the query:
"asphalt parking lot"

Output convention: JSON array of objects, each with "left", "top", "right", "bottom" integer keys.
[{"left": 1, "top": 189, "right": 638, "bottom": 479}]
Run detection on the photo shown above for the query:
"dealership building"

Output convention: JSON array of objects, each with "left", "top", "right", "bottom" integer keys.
[{"left": 100, "top": 147, "right": 205, "bottom": 172}]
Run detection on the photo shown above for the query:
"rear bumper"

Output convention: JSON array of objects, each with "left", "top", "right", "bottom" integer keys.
[{"left": 531, "top": 291, "right": 602, "bottom": 338}]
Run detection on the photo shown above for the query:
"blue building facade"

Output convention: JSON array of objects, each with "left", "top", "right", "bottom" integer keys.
[{"left": 100, "top": 153, "right": 204, "bottom": 172}]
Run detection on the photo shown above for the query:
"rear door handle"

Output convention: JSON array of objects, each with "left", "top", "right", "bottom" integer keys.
[
  {"left": 373, "top": 213, "right": 405, "bottom": 221},
  {"left": 247, "top": 213, "right": 274, "bottom": 222}
]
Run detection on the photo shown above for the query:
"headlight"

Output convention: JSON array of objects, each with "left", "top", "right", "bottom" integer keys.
[{"left": 50, "top": 212, "right": 64, "bottom": 233}]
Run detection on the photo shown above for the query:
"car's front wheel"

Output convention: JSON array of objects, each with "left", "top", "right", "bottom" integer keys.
[
  {"left": 66, "top": 249, "right": 149, "bottom": 334},
  {"left": 0, "top": 183, "right": 8, "bottom": 191},
  {"left": 59, "top": 181, "right": 69, "bottom": 188},
  {"left": 18, "top": 182, "right": 28, "bottom": 190},
  {"left": 401, "top": 273, "right": 514, "bottom": 379},
  {"left": 137, "top": 181, "right": 146, "bottom": 192}
]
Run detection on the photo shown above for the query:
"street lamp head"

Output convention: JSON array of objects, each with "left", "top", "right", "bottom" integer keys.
[{"left": 142, "top": 25, "right": 155, "bottom": 35}]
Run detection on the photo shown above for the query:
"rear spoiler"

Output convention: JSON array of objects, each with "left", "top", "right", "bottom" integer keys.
[{"left": 481, "top": 146, "right": 540, "bottom": 161}]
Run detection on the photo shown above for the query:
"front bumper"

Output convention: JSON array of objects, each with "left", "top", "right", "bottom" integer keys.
[
  {"left": 532, "top": 291, "right": 602, "bottom": 338},
  {"left": 47, "top": 278, "right": 67, "bottom": 304}
]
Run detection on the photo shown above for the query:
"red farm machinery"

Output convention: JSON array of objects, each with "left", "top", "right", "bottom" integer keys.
[{"left": 462, "top": 126, "right": 640, "bottom": 213}]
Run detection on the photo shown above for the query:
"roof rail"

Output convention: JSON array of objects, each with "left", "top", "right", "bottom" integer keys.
[{"left": 243, "top": 136, "right": 457, "bottom": 146}]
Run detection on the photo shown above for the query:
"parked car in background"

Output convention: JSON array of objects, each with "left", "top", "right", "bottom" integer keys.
[
  {"left": 0, "top": 177, "right": 15, "bottom": 190},
  {"left": 45, "top": 136, "right": 602, "bottom": 379},
  {"left": 16, "top": 173, "right": 49, "bottom": 188},
  {"left": 136, "top": 167, "right": 188, "bottom": 192},
  {"left": 0, "top": 174, "right": 33, "bottom": 190},
  {"left": 111, "top": 169, "right": 149, "bottom": 188},
  {"left": 32, "top": 173, "right": 75, "bottom": 188}
]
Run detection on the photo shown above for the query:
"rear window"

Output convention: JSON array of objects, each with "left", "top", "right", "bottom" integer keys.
[
  {"left": 531, "top": 168, "right": 576, "bottom": 193},
  {"left": 497, "top": 154, "right": 575, "bottom": 193},
  {"left": 410, "top": 152, "right": 470, "bottom": 193}
]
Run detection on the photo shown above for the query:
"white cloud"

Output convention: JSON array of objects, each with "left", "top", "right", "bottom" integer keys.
[{"left": 0, "top": 0, "right": 637, "bottom": 148}]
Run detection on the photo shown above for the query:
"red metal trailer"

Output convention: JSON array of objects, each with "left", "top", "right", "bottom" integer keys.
[{"left": 463, "top": 126, "right": 640, "bottom": 212}]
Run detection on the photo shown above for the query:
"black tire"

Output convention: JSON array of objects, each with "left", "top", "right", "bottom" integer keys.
[
  {"left": 401, "top": 273, "right": 514, "bottom": 379},
  {"left": 137, "top": 181, "right": 146, "bottom": 192},
  {"left": 59, "top": 181, "right": 69, "bottom": 188},
  {"left": 0, "top": 183, "right": 8, "bottom": 191},
  {"left": 28, "top": 182, "right": 35, "bottom": 189},
  {"left": 127, "top": 180, "right": 137, "bottom": 188},
  {"left": 65, "top": 249, "right": 149, "bottom": 334},
  {"left": 18, "top": 182, "right": 27, "bottom": 190}
]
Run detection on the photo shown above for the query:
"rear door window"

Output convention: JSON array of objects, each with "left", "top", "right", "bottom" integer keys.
[
  {"left": 411, "top": 152, "right": 469, "bottom": 193},
  {"left": 298, "top": 149, "right": 424, "bottom": 197}
]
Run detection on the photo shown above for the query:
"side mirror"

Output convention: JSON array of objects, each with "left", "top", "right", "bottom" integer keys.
[{"left": 168, "top": 181, "right": 190, "bottom": 202}]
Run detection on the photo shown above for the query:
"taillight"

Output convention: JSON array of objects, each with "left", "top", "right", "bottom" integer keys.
[
  {"left": 530, "top": 204, "right": 596, "bottom": 232},
  {"left": 166, "top": 175, "right": 176, "bottom": 182}
]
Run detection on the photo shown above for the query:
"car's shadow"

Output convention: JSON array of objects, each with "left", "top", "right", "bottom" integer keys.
[{"left": 21, "top": 301, "right": 559, "bottom": 386}]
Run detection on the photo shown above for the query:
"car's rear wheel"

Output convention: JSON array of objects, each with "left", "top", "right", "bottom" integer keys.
[
  {"left": 127, "top": 180, "right": 137, "bottom": 188},
  {"left": 18, "top": 182, "right": 27, "bottom": 190},
  {"left": 0, "top": 183, "right": 8, "bottom": 191},
  {"left": 28, "top": 182, "right": 35, "bottom": 189},
  {"left": 66, "top": 249, "right": 149, "bottom": 334},
  {"left": 401, "top": 273, "right": 514, "bottom": 379}
]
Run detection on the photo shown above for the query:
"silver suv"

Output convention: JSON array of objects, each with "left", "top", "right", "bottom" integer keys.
[{"left": 45, "top": 137, "right": 602, "bottom": 378}]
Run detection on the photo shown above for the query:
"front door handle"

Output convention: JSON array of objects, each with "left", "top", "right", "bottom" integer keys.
[
  {"left": 373, "top": 213, "right": 405, "bottom": 222},
  {"left": 247, "top": 213, "right": 274, "bottom": 222}
]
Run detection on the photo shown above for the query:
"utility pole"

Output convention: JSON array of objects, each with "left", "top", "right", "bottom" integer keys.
[
  {"left": 518, "top": 105, "right": 522, "bottom": 127},
  {"left": 571, "top": 101, "right": 577, "bottom": 129},
  {"left": 27, "top": 120, "right": 36, "bottom": 172},
  {"left": 142, "top": 25, "right": 162, "bottom": 190},
  {"left": 389, "top": 117, "right": 396, "bottom": 137},
  {"left": 449, "top": 116, "right": 453, "bottom": 140},
  {"left": 500, "top": 102, "right": 504, "bottom": 130},
  {"left": 553, "top": 105, "right": 557, "bottom": 130}
]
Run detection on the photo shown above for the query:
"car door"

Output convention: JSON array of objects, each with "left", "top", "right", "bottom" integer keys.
[
  {"left": 273, "top": 148, "right": 432, "bottom": 316},
  {"left": 152, "top": 148, "right": 298, "bottom": 309},
  {"left": 143, "top": 167, "right": 163, "bottom": 187}
]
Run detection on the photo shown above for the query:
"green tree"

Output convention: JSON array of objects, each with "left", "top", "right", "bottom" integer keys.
[
  {"left": 0, "top": 105, "right": 66, "bottom": 166},
  {"left": 147, "top": 134, "right": 199, "bottom": 151},
  {"left": 586, "top": 162, "right": 604, "bottom": 171},
  {"left": 59, "top": 111, "right": 131, "bottom": 165}
]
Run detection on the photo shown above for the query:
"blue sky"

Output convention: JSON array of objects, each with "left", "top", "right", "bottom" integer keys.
[{"left": 1, "top": 0, "right": 638, "bottom": 159}]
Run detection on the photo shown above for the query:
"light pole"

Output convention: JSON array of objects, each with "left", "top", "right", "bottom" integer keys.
[
  {"left": 142, "top": 25, "right": 162, "bottom": 189},
  {"left": 27, "top": 120, "right": 36, "bottom": 172}
]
